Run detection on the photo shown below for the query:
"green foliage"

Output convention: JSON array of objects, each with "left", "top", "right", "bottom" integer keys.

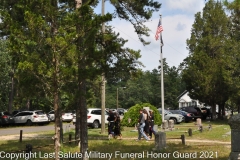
[
  {"left": 0, "top": 39, "right": 11, "bottom": 111},
  {"left": 224, "top": 0, "right": 240, "bottom": 108},
  {"left": 121, "top": 103, "right": 161, "bottom": 127},
  {"left": 182, "top": 0, "right": 232, "bottom": 109}
]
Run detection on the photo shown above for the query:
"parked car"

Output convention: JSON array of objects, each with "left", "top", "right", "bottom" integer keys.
[
  {"left": 109, "top": 109, "right": 117, "bottom": 113},
  {"left": 180, "top": 106, "right": 209, "bottom": 120},
  {"left": 12, "top": 110, "right": 21, "bottom": 116},
  {"left": 47, "top": 110, "right": 55, "bottom": 121},
  {"left": 169, "top": 110, "right": 194, "bottom": 122},
  {"left": 62, "top": 111, "right": 74, "bottom": 122},
  {"left": 117, "top": 108, "right": 127, "bottom": 115},
  {"left": 13, "top": 110, "right": 49, "bottom": 125},
  {"left": 87, "top": 108, "right": 109, "bottom": 128},
  {"left": 0, "top": 111, "right": 14, "bottom": 126},
  {"left": 72, "top": 113, "right": 76, "bottom": 125},
  {"left": 158, "top": 108, "right": 184, "bottom": 124}
]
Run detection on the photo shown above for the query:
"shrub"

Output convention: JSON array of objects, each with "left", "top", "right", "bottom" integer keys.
[{"left": 121, "top": 103, "right": 162, "bottom": 127}]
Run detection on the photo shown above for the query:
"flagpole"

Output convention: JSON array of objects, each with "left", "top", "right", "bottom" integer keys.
[{"left": 160, "top": 15, "right": 165, "bottom": 123}]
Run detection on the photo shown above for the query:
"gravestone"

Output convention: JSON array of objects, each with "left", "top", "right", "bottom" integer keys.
[
  {"left": 154, "top": 125, "right": 158, "bottom": 132},
  {"left": 168, "top": 120, "right": 174, "bottom": 130},
  {"left": 196, "top": 118, "right": 202, "bottom": 126},
  {"left": 154, "top": 132, "right": 166, "bottom": 151},
  {"left": 162, "top": 120, "right": 168, "bottom": 129},
  {"left": 228, "top": 113, "right": 240, "bottom": 160}
]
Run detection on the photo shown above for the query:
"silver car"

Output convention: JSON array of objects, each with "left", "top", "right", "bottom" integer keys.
[{"left": 158, "top": 108, "right": 184, "bottom": 124}]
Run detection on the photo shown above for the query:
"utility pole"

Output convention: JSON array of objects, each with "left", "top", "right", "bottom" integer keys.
[
  {"left": 117, "top": 87, "right": 126, "bottom": 110},
  {"left": 117, "top": 88, "right": 118, "bottom": 109},
  {"left": 101, "top": 0, "right": 106, "bottom": 134}
]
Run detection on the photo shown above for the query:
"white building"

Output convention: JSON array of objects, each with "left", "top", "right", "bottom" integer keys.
[{"left": 177, "top": 90, "right": 203, "bottom": 109}]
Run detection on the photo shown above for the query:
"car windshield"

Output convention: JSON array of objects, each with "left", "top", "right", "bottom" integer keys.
[
  {"left": 158, "top": 109, "right": 172, "bottom": 115},
  {"left": 3, "top": 111, "right": 10, "bottom": 115},
  {"left": 165, "top": 111, "right": 172, "bottom": 114},
  {"left": 35, "top": 111, "right": 45, "bottom": 115}
]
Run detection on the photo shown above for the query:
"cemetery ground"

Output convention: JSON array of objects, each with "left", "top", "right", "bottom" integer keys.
[{"left": 0, "top": 119, "right": 231, "bottom": 160}]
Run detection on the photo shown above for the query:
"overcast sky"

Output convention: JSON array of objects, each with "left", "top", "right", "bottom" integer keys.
[{"left": 96, "top": 0, "right": 206, "bottom": 71}]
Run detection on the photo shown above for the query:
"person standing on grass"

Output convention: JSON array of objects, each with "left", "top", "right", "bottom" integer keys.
[
  {"left": 143, "top": 109, "right": 150, "bottom": 138},
  {"left": 149, "top": 110, "right": 156, "bottom": 139},
  {"left": 107, "top": 110, "right": 116, "bottom": 139},
  {"left": 136, "top": 109, "right": 150, "bottom": 141},
  {"left": 113, "top": 112, "right": 122, "bottom": 139}
]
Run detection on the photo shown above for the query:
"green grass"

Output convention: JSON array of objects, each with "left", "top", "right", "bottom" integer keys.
[{"left": 0, "top": 119, "right": 231, "bottom": 160}]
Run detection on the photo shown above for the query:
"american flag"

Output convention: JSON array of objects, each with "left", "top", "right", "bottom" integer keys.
[{"left": 155, "top": 19, "right": 163, "bottom": 44}]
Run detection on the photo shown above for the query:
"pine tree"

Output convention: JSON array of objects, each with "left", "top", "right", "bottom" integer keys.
[{"left": 182, "top": 0, "right": 231, "bottom": 119}]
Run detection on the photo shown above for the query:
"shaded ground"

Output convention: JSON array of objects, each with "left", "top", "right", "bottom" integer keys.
[{"left": 0, "top": 133, "right": 231, "bottom": 146}]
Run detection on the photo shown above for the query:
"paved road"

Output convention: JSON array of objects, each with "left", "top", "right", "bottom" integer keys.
[{"left": 0, "top": 123, "right": 75, "bottom": 136}]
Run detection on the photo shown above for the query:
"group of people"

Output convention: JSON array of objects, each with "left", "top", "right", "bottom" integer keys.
[
  {"left": 107, "top": 108, "right": 156, "bottom": 141},
  {"left": 137, "top": 109, "right": 156, "bottom": 141},
  {"left": 107, "top": 110, "right": 122, "bottom": 139}
]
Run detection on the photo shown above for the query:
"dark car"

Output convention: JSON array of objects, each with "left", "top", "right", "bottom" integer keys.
[
  {"left": 180, "top": 106, "right": 208, "bottom": 120},
  {"left": 0, "top": 111, "right": 15, "bottom": 126},
  {"left": 169, "top": 110, "right": 194, "bottom": 122}
]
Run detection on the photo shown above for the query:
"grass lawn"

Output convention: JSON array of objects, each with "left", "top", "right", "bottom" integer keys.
[{"left": 0, "top": 119, "right": 231, "bottom": 160}]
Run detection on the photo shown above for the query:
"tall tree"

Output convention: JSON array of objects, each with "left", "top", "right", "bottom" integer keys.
[
  {"left": 0, "top": 1, "right": 161, "bottom": 159},
  {"left": 182, "top": 0, "right": 232, "bottom": 119},
  {"left": 0, "top": 39, "right": 11, "bottom": 111},
  {"left": 225, "top": 0, "right": 240, "bottom": 113},
  {"left": 0, "top": 0, "right": 76, "bottom": 158}
]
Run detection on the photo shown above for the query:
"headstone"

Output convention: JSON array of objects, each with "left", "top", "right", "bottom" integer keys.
[
  {"left": 196, "top": 118, "right": 202, "bottom": 126},
  {"left": 228, "top": 113, "right": 240, "bottom": 160},
  {"left": 162, "top": 120, "right": 168, "bottom": 129},
  {"left": 154, "top": 132, "right": 166, "bottom": 150},
  {"left": 154, "top": 125, "right": 158, "bottom": 132},
  {"left": 168, "top": 120, "right": 174, "bottom": 130}
]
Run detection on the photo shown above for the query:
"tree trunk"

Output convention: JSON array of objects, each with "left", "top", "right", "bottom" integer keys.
[
  {"left": 211, "top": 104, "right": 217, "bottom": 120},
  {"left": 79, "top": 79, "right": 88, "bottom": 160},
  {"left": 53, "top": 40, "right": 61, "bottom": 160},
  {"left": 54, "top": 91, "right": 61, "bottom": 160},
  {"left": 8, "top": 71, "right": 14, "bottom": 113},
  {"left": 52, "top": 1, "right": 61, "bottom": 159},
  {"left": 75, "top": 101, "right": 80, "bottom": 145},
  {"left": 75, "top": 0, "right": 88, "bottom": 159}
]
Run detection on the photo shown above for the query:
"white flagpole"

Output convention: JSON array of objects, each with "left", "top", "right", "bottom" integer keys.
[{"left": 160, "top": 15, "right": 165, "bottom": 123}]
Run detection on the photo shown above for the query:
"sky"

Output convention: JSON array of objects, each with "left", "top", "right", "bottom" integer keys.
[{"left": 96, "top": 0, "right": 206, "bottom": 71}]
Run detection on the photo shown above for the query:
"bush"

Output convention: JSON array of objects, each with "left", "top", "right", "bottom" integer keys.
[{"left": 121, "top": 103, "right": 162, "bottom": 127}]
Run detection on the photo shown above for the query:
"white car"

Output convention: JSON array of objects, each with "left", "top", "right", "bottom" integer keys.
[
  {"left": 61, "top": 111, "right": 74, "bottom": 122},
  {"left": 72, "top": 113, "right": 76, "bottom": 124},
  {"left": 47, "top": 110, "right": 55, "bottom": 121},
  {"left": 158, "top": 108, "right": 184, "bottom": 124},
  {"left": 47, "top": 110, "right": 75, "bottom": 122},
  {"left": 13, "top": 110, "right": 49, "bottom": 125},
  {"left": 73, "top": 108, "right": 109, "bottom": 128},
  {"left": 87, "top": 108, "right": 109, "bottom": 128}
]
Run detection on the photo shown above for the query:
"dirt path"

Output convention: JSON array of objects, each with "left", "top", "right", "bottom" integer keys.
[
  {"left": 0, "top": 134, "right": 230, "bottom": 145},
  {"left": 0, "top": 133, "right": 52, "bottom": 141}
]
